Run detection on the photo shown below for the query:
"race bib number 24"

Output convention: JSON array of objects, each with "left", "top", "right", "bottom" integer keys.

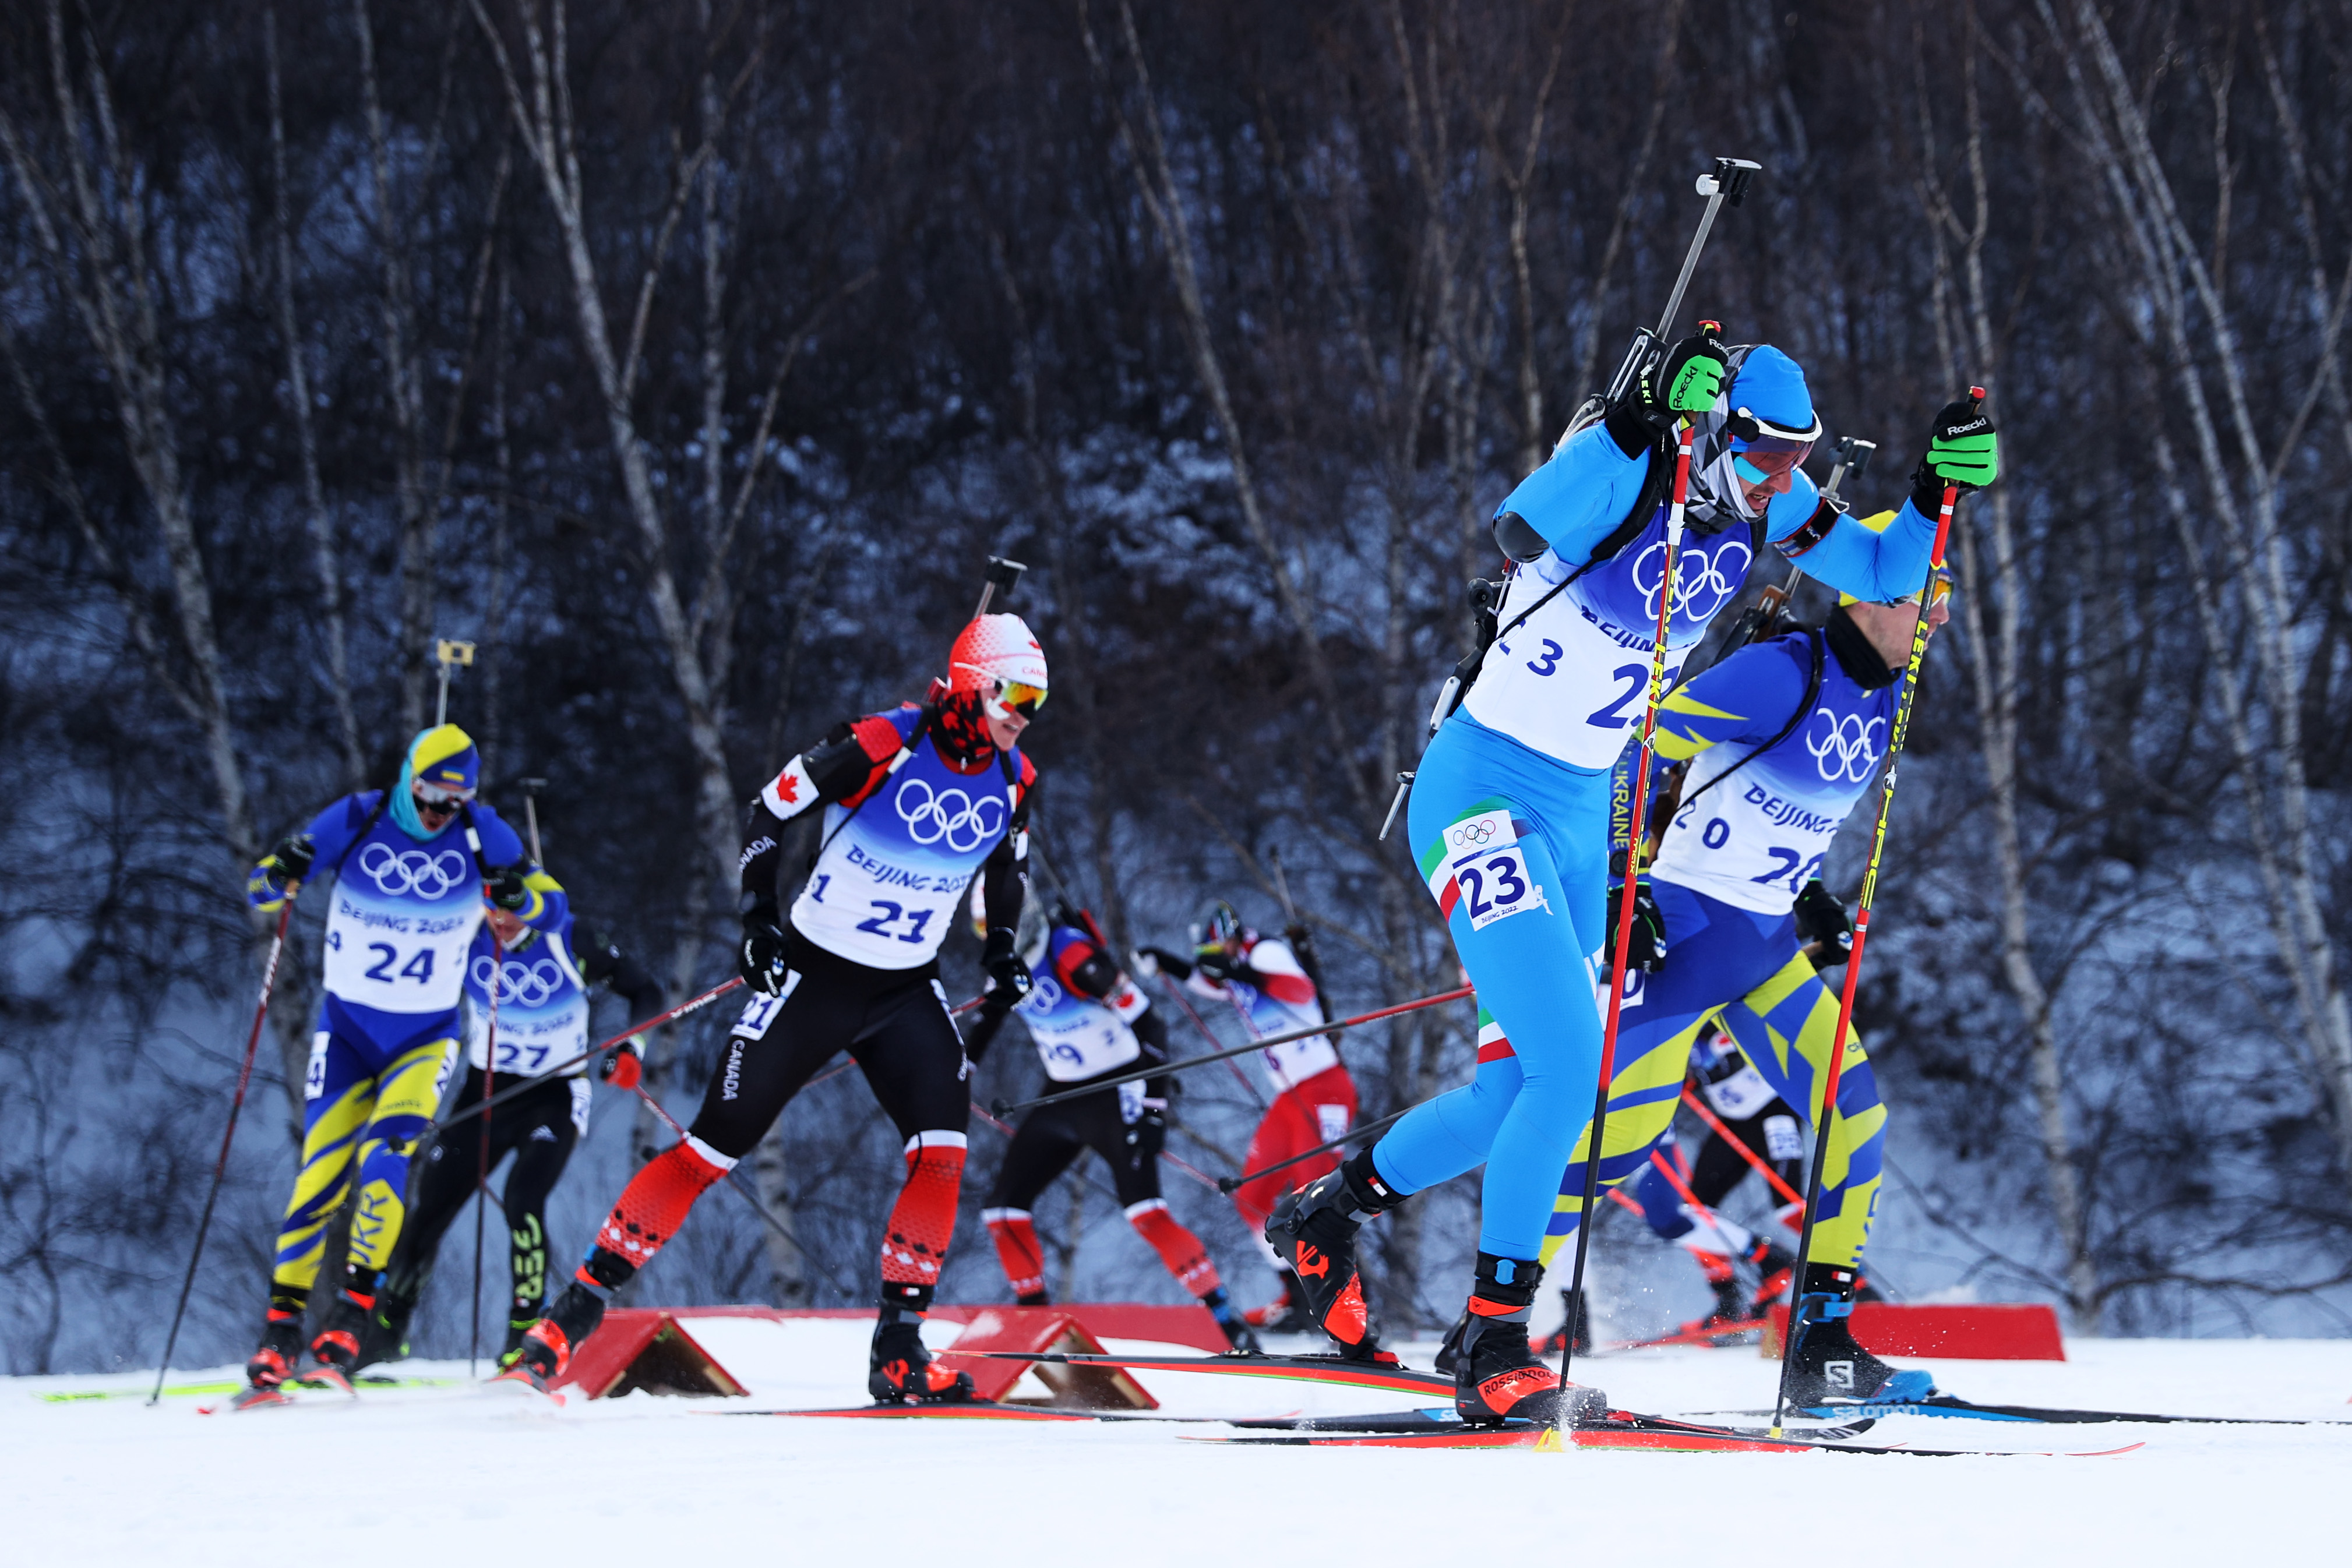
[{"left": 1445, "top": 809, "right": 1550, "bottom": 932}]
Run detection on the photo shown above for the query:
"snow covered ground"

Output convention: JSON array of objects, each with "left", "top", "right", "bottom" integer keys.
[{"left": 10, "top": 1320, "right": 2349, "bottom": 1567}]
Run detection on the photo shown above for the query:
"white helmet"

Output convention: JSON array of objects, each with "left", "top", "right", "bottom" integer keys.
[{"left": 949, "top": 613, "right": 1049, "bottom": 721}]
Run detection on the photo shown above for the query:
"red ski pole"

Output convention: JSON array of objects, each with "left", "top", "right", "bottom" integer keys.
[
  {"left": 151, "top": 890, "right": 299, "bottom": 1404},
  {"left": 1768, "top": 391, "right": 1977, "bottom": 1435},
  {"left": 1680, "top": 1085, "right": 1808, "bottom": 1210}
]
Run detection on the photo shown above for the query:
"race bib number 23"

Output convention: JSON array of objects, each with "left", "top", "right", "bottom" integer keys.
[{"left": 1445, "top": 809, "right": 1549, "bottom": 932}]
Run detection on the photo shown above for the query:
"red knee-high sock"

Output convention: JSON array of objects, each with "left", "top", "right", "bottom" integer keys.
[
  {"left": 982, "top": 1207, "right": 1046, "bottom": 1299},
  {"left": 591, "top": 1136, "right": 734, "bottom": 1276},
  {"left": 1127, "top": 1199, "right": 1221, "bottom": 1295},
  {"left": 880, "top": 1132, "right": 967, "bottom": 1296}
]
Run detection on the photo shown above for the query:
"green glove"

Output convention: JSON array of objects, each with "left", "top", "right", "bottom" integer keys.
[
  {"left": 1625, "top": 325, "right": 1730, "bottom": 433},
  {"left": 1916, "top": 395, "right": 1999, "bottom": 500}
]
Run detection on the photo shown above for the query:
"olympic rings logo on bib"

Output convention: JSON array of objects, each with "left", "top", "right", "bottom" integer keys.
[
  {"left": 357, "top": 843, "right": 472, "bottom": 899},
  {"left": 471, "top": 953, "right": 569, "bottom": 1008},
  {"left": 1631, "top": 536, "right": 1751, "bottom": 624},
  {"left": 1806, "top": 707, "right": 1886, "bottom": 783},
  {"left": 1448, "top": 821, "right": 1498, "bottom": 847},
  {"left": 894, "top": 779, "right": 1007, "bottom": 852}
]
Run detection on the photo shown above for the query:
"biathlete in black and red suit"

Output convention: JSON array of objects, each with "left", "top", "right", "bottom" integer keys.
[{"left": 507, "top": 612, "right": 1049, "bottom": 1404}]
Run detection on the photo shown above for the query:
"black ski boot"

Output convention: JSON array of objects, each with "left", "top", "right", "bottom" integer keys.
[
  {"left": 1198, "top": 1286, "right": 1263, "bottom": 1355},
  {"left": 1452, "top": 1254, "right": 1606, "bottom": 1426},
  {"left": 1697, "top": 1273, "right": 1749, "bottom": 1331},
  {"left": 868, "top": 1284, "right": 976, "bottom": 1404},
  {"left": 245, "top": 1315, "right": 305, "bottom": 1390},
  {"left": 355, "top": 1292, "right": 413, "bottom": 1372},
  {"left": 294, "top": 1291, "right": 373, "bottom": 1392},
  {"left": 1264, "top": 1149, "right": 1404, "bottom": 1362},
  {"left": 1781, "top": 1262, "right": 1935, "bottom": 1405},
  {"left": 505, "top": 1253, "right": 626, "bottom": 1392}
]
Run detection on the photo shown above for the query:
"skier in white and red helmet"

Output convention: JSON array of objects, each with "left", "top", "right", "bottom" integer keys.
[{"left": 506, "top": 612, "right": 1045, "bottom": 1405}]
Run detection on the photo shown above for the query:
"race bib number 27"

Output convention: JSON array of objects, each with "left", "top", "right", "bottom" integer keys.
[{"left": 1444, "top": 809, "right": 1550, "bottom": 932}]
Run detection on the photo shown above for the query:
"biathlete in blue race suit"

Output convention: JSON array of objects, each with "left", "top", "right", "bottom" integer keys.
[
  {"left": 1265, "top": 330, "right": 1999, "bottom": 1424},
  {"left": 241, "top": 724, "right": 566, "bottom": 1392},
  {"left": 510, "top": 612, "right": 1048, "bottom": 1407}
]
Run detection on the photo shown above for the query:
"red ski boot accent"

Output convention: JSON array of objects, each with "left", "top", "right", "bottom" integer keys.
[{"left": 499, "top": 1318, "right": 570, "bottom": 1393}]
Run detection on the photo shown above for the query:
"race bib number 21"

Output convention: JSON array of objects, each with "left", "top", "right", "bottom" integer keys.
[{"left": 1444, "top": 809, "right": 1550, "bottom": 932}]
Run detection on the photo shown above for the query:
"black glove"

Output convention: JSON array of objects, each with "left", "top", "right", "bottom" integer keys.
[
  {"left": 1793, "top": 880, "right": 1853, "bottom": 965},
  {"left": 1909, "top": 393, "right": 1998, "bottom": 513},
  {"left": 739, "top": 905, "right": 790, "bottom": 995},
  {"left": 1191, "top": 946, "right": 1240, "bottom": 984},
  {"left": 1618, "top": 324, "right": 1730, "bottom": 435},
  {"left": 982, "top": 927, "right": 1032, "bottom": 1005},
  {"left": 265, "top": 833, "right": 316, "bottom": 882},
  {"left": 484, "top": 861, "right": 532, "bottom": 912},
  {"left": 1605, "top": 877, "right": 1667, "bottom": 973},
  {"left": 1133, "top": 946, "right": 1193, "bottom": 982}
]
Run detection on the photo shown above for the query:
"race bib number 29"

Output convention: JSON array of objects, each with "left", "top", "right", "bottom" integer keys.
[{"left": 1444, "top": 809, "right": 1550, "bottom": 932}]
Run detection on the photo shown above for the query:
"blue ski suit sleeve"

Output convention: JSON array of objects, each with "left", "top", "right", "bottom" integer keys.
[
  {"left": 1491, "top": 424, "right": 1655, "bottom": 567},
  {"left": 1651, "top": 638, "right": 1812, "bottom": 764},
  {"left": 1496, "top": 423, "right": 1936, "bottom": 602},
  {"left": 1768, "top": 494, "right": 1938, "bottom": 603}
]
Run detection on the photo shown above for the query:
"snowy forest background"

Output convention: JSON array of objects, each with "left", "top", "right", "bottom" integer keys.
[{"left": 6, "top": 0, "right": 2352, "bottom": 1375}]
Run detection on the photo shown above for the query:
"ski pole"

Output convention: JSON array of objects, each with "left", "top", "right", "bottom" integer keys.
[
  {"left": 471, "top": 935, "right": 502, "bottom": 1378},
  {"left": 1680, "top": 1085, "right": 1807, "bottom": 1210},
  {"left": 1560, "top": 409, "right": 1702, "bottom": 1400},
  {"left": 624, "top": 1083, "right": 857, "bottom": 1297},
  {"left": 1769, "top": 391, "right": 1977, "bottom": 1436},
  {"left": 433, "top": 977, "right": 746, "bottom": 1135},
  {"left": 1214, "top": 1100, "right": 1417, "bottom": 1194},
  {"left": 151, "top": 890, "right": 298, "bottom": 1405},
  {"left": 992, "top": 986, "right": 1473, "bottom": 1116}
]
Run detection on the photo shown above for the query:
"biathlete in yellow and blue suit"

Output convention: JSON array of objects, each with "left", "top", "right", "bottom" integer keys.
[
  {"left": 1264, "top": 325, "right": 1998, "bottom": 1425},
  {"left": 240, "top": 724, "right": 566, "bottom": 1392},
  {"left": 1535, "top": 567, "right": 1952, "bottom": 1406}
]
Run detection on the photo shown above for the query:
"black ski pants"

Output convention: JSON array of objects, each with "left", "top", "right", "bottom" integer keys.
[{"left": 383, "top": 1066, "right": 585, "bottom": 1320}]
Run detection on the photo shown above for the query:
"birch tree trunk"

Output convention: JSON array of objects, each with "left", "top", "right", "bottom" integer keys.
[{"left": 1917, "top": 23, "right": 2099, "bottom": 1326}]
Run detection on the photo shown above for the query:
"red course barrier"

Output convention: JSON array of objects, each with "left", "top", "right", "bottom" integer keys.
[
  {"left": 553, "top": 1302, "right": 1230, "bottom": 1400},
  {"left": 1762, "top": 1302, "right": 2066, "bottom": 1361}
]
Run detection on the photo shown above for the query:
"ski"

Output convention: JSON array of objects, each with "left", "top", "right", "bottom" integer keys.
[
  {"left": 1745, "top": 1393, "right": 2352, "bottom": 1428},
  {"left": 198, "top": 1384, "right": 298, "bottom": 1415},
  {"left": 939, "top": 1349, "right": 1458, "bottom": 1400},
  {"left": 1201, "top": 1418, "right": 2145, "bottom": 1456},
  {"left": 55, "top": 1373, "right": 462, "bottom": 1404}
]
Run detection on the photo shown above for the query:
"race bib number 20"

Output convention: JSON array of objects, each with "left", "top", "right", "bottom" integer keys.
[{"left": 1444, "top": 809, "right": 1550, "bottom": 932}]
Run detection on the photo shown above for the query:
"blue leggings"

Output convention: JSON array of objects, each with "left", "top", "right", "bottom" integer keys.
[{"left": 1373, "top": 713, "right": 1611, "bottom": 1261}]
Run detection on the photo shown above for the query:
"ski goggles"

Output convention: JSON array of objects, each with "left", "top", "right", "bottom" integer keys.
[
  {"left": 412, "top": 779, "right": 477, "bottom": 809},
  {"left": 985, "top": 680, "right": 1048, "bottom": 721},
  {"left": 1893, "top": 568, "right": 1956, "bottom": 611}
]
